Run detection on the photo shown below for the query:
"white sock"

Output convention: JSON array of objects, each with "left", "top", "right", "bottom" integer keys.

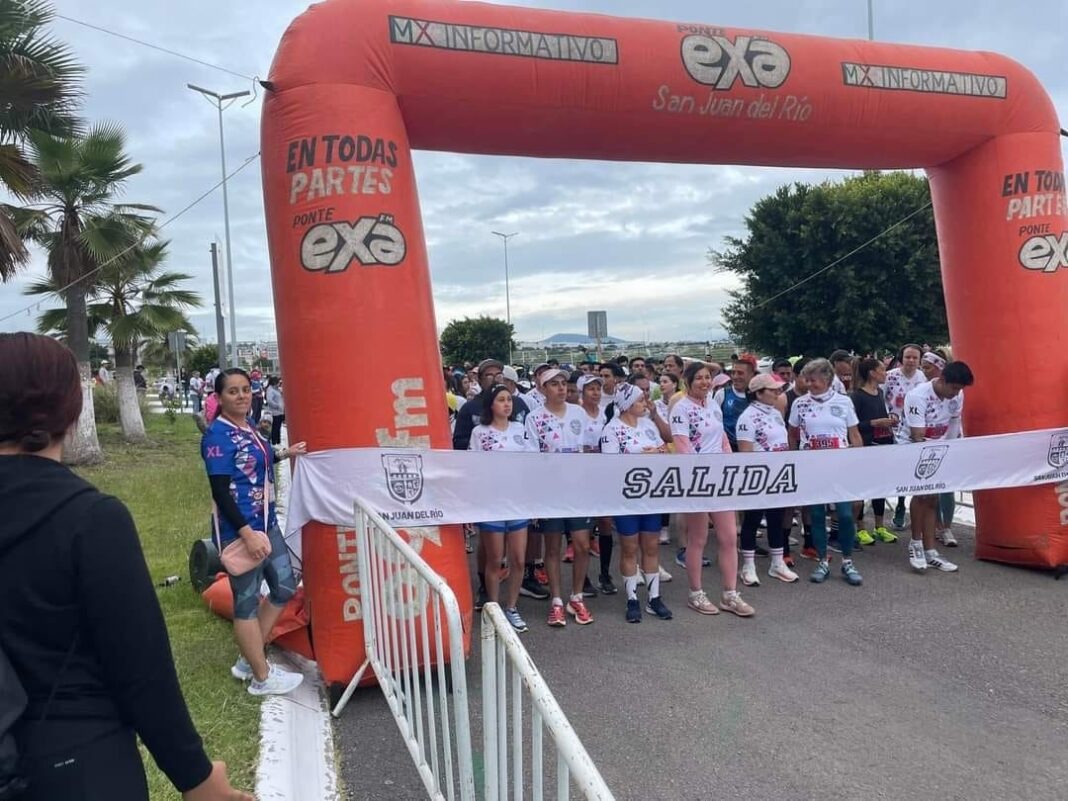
[
  {"left": 623, "top": 573, "right": 639, "bottom": 601},
  {"left": 770, "top": 547, "right": 784, "bottom": 568},
  {"left": 551, "top": 596, "right": 563, "bottom": 607},
  {"left": 925, "top": 549, "right": 939, "bottom": 558},
  {"left": 741, "top": 549, "right": 756, "bottom": 567},
  {"left": 643, "top": 570, "right": 660, "bottom": 599}
]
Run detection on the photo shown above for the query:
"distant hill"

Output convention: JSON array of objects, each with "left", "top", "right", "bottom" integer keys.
[{"left": 537, "top": 333, "right": 632, "bottom": 346}]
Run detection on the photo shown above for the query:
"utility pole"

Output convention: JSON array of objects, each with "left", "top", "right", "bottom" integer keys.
[
  {"left": 188, "top": 83, "right": 249, "bottom": 367},
  {"left": 867, "top": 0, "right": 874, "bottom": 40},
  {"left": 491, "top": 230, "right": 518, "bottom": 364},
  {"left": 210, "top": 242, "right": 227, "bottom": 369}
]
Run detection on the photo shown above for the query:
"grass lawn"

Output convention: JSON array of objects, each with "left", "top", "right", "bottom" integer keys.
[{"left": 75, "top": 413, "right": 260, "bottom": 800}]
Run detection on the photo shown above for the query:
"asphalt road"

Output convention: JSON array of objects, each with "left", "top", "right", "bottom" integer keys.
[{"left": 335, "top": 521, "right": 1068, "bottom": 800}]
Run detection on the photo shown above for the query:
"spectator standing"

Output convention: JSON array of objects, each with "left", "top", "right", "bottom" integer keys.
[{"left": 265, "top": 376, "right": 285, "bottom": 445}]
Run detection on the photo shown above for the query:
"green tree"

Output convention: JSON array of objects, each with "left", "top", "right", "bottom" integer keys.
[
  {"left": 439, "top": 315, "right": 515, "bottom": 366},
  {"left": 0, "top": 0, "right": 83, "bottom": 280},
  {"left": 18, "top": 124, "right": 157, "bottom": 462},
  {"left": 28, "top": 239, "right": 200, "bottom": 442},
  {"left": 714, "top": 171, "right": 946, "bottom": 356},
  {"left": 187, "top": 343, "right": 222, "bottom": 377}
]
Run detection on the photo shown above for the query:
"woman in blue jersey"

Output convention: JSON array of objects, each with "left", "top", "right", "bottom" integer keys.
[
  {"left": 469, "top": 384, "right": 537, "bottom": 632},
  {"left": 201, "top": 369, "right": 307, "bottom": 695}
]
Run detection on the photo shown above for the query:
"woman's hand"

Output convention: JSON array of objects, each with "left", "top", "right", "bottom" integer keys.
[
  {"left": 239, "top": 528, "right": 270, "bottom": 561},
  {"left": 183, "top": 761, "right": 254, "bottom": 801},
  {"left": 286, "top": 441, "right": 307, "bottom": 457}
]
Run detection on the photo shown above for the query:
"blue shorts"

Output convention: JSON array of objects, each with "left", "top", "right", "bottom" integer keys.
[
  {"left": 614, "top": 513, "right": 663, "bottom": 536},
  {"left": 539, "top": 517, "right": 592, "bottom": 534},
  {"left": 227, "top": 523, "right": 297, "bottom": 620},
  {"left": 478, "top": 520, "right": 529, "bottom": 533}
]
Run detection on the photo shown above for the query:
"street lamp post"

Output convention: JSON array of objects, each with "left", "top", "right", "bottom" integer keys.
[
  {"left": 491, "top": 230, "right": 518, "bottom": 364},
  {"left": 188, "top": 83, "right": 250, "bottom": 368}
]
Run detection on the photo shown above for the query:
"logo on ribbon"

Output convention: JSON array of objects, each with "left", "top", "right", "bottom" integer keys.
[
  {"left": 1048, "top": 433, "right": 1068, "bottom": 469},
  {"left": 914, "top": 445, "right": 949, "bottom": 480},
  {"left": 382, "top": 454, "right": 424, "bottom": 504}
]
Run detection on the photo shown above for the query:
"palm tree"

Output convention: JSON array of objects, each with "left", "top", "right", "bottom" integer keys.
[
  {"left": 27, "top": 239, "right": 201, "bottom": 442},
  {"left": 0, "top": 0, "right": 82, "bottom": 280},
  {"left": 19, "top": 124, "right": 158, "bottom": 462}
]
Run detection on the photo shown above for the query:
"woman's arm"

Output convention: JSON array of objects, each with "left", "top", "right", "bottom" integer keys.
[{"left": 672, "top": 435, "right": 694, "bottom": 455}]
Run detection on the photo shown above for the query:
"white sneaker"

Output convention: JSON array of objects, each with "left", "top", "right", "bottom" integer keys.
[
  {"left": 925, "top": 549, "right": 959, "bottom": 572},
  {"left": 248, "top": 664, "right": 304, "bottom": 696},
  {"left": 908, "top": 540, "right": 928, "bottom": 571},
  {"left": 936, "top": 529, "right": 958, "bottom": 547},
  {"left": 658, "top": 566, "right": 673, "bottom": 583},
  {"left": 659, "top": 527, "right": 671, "bottom": 545},
  {"left": 768, "top": 562, "right": 799, "bottom": 583},
  {"left": 740, "top": 562, "right": 760, "bottom": 586},
  {"left": 231, "top": 656, "right": 253, "bottom": 681}
]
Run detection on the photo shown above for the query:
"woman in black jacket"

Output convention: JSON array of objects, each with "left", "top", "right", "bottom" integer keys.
[
  {"left": 849, "top": 356, "right": 900, "bottom": 546},
  {"left": 0, "top": 332, "right": 251, "bottom": 801}
]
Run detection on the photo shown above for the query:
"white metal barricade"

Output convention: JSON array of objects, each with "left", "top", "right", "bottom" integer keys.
[
  {"left": 481, "top": 603, "right": 615, "bottom": 801},
  {"left": 332, "top": 502, "right": 477, "bottom": 801}
]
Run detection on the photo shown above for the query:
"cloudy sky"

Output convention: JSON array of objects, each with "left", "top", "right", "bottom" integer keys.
[{"left": 0, "top": 0, "right": 1065, "bottom": 345}]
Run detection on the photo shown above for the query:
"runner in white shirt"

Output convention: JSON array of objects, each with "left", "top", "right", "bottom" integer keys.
[
  {"left": 670, "top": 361, "right": 754, "bottom": 618},
  {"left": 917, "top": 350, "right": 961, "bottom": 545},
  {"left": 599, "top": 383, "right": 673, "bottom": 623},
  {"left": 469, "top": 385, "right": 538, "bottom": 632},
  {"left": 736, "top": 373, "right": 799, "bottom": 585},
  {"left": 885, "top": 344, "right": 927, "bottom": 528},
  {"left": 788, "top": 358, "right": 865, "bottom": 587},
  {"left": 830, "top": 350, "right": 854, "bottom": 395},
  {"left": 525, "top": 369, "right": 595, "bottom": 627},
  {"left": 903, "top": 360, "right": 973, "bottom": 573},
  {"left": 654, "top": 372, "right": 677, "bottom": 421},
  {"left": 576, "top": 375, "right": 607, "bottom": 452},
  {"left": 524, "top": 363, "right": 551, "bottom": 410},
  {"left": 598, "top": 362, "right": 624, "bottom": 411}
]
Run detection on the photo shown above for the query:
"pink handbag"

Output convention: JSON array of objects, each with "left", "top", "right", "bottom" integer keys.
[{"left": 212, "top": 439, "right": 274, "bottom": 576}]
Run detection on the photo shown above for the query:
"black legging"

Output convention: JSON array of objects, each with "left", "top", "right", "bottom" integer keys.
[
  {"left": 271, "top": 413, "right": 285, "bottom": 445},
  {"left": 741, "top": 508, "right": 786, "bottom": 551}
]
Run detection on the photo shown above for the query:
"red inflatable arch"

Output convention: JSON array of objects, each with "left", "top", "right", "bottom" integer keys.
[{"left": 262, "top": 0, "right": 1068, "bottom": 683}]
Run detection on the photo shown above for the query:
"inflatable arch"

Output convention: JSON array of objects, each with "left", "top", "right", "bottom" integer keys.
[{"left": 262, "top": 0, "right": 1068, "bottom": 683}]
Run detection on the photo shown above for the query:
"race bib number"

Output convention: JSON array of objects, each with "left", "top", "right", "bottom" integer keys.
[{"left": 807, "top": 434, "right": 841, "bottom": 450}]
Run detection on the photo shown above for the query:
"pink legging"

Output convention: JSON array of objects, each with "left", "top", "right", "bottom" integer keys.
[{"left": 684, "top": 510, "right": 737, "bottom": 593}]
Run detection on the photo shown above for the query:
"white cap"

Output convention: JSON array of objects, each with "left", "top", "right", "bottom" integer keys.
[{"left": 501, "top": 365, "right": 519, "bottom": 383}]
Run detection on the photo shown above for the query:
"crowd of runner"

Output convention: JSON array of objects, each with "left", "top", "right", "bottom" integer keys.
[{"left": 447, "top": 345, "right": 975, "bottom": 632}]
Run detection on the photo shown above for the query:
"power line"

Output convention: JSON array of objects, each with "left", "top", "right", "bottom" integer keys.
[
  {"left": 747, "top": 201, "right": 934, "bottom": 311},
  {"left": 0, "top": 152, "right": 261, "bottom": 325},
  {"left": 54, "top": 14, "right": 257, "bottom": 82}
]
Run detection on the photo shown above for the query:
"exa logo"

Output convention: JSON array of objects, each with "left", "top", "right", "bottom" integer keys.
[
  {"left": 680, "top": 34, "right": 791, "bottom": 91},
  {"left": 1018, "top": 232, "right": 1068, "bottom": 273},
  {"left": 301, "top": 214, "right": 407, "bottom": 273}
]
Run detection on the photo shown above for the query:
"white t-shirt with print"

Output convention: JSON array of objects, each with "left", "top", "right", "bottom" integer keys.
[
  {"left": 599, "top": 416, "right": 664, "bottom": 454},
  {"left": 525, "top": 403, "right": 587, "bottom": 453},
  {"left": 598, "top": 389, "right": 617, "bottom": 411},
  {"left": 788, "top": 391, "right": 859, "bottom": 450},
  {"left": 654, "top": 398, "right": 669, "bottom": 421},
  {"left": 578, "top": 406, "right": 607, "bottom": 452},
  {"left": 736, "top": 402, "right": 789, "bottom": 452},
  {"left": 469, "top": 421, "right": 536, "bottom": 452},
  {"left": 669, "top": 395, "right": 726, "bottom": 454},
  {"left": 831, "top": 375, "right": 848, "bottom": 395},
  {"left": 524, "top": 388, "right": 545, "bottom": 410},
  {"left": 903, "top": 381, "right": 964, "bottom": 442},
  {"left": 884, "top": 367, "right": 927, "bottom": 444}
]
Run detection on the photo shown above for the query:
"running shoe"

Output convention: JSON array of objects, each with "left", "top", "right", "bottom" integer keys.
[
  {"left": 626, "top": 599, "right": 642, "bottom": 623},
  {"left": 872, "top": 526, "right": 898, "bottom": 543},
  {"left": 908, "top": 540, "right": 928, "bottom": 571},
  {"left": 598, "top": 574, "right": 618, "bottom": 595},
  {"left": 719, "top": 590, "right": 755, "bottom": 617},
  {"left": 589, "top": 538, "right": 601, "bottom": 557},
  {"left": 659, "top": 527, "right": 671, "bottom": 545},
  {"left": 675, "top": 548, "right": 687, "bottom": 568},
  {"left": 566, "top": 598, "right": 594, "bottom": 625},
  {"left": 658, "top": 566, "right": 673, "bottom": 583},
  {"left": 925, "top": 550, "right": 959, "bottom": 572},
  {"left": 740, "top": 562, "right": 760, "bottom": 587},
  {"left": 503, "top": 607, "right": 528, "bottom": 632},
  {"left": 474, "top": 587, "right": 488, "bottom": 612},
  {"left": 827, "top": 538, "right": 843, "bottom": 554},
  {"left": 582, "top": 576, "right": 598, "bottom": 598},
  {"left": 248, "top": 664, "right": 303, "bottom": 697},
  {"left": 809, "top": 559, "right": 831, "bottom": 583},
  {"left": 231, "top": 656, "right": 253, "bottom": 681},
  {"left": 533, "top": 564, "right": 549, "bottom": 586},
  {"left": 937, "top": 529, "right": 959, "bottom": 548},
  {"left": 782, "top": 554, "right": 796, "bottom": 568},
  {"left": 856, "top": 529, "right": 876, "bottom": 547},
  {"left": 519, "top": 575, "right": 549, "bottom": 600},
  {"left": 892, "top": 507, "right": 906, "bottom": 530},
  {"left": 546, "top": 603, "right": 566, "bottom": 628},
  {"left": 687, "top": 590, "right": 720, "bottom": 615},
  {"left": 646, "top": 597, "right": 673, "bottom": 620},
  {"left": 841, "top": 561, "right": 863, "bottom": 586},
  {"left": 800, "top": 546, "right": 819, "bottom": 560},
  {"left": 768, "top": 562, "right": 799, "bottom": 583},
  {"left": 563, "top": 544, "right": 574, "bottom": 563}
]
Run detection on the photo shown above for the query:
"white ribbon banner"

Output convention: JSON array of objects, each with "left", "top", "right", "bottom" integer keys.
[{"left": 285, "top": 428, "right": 1068, "bottom": 539}]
